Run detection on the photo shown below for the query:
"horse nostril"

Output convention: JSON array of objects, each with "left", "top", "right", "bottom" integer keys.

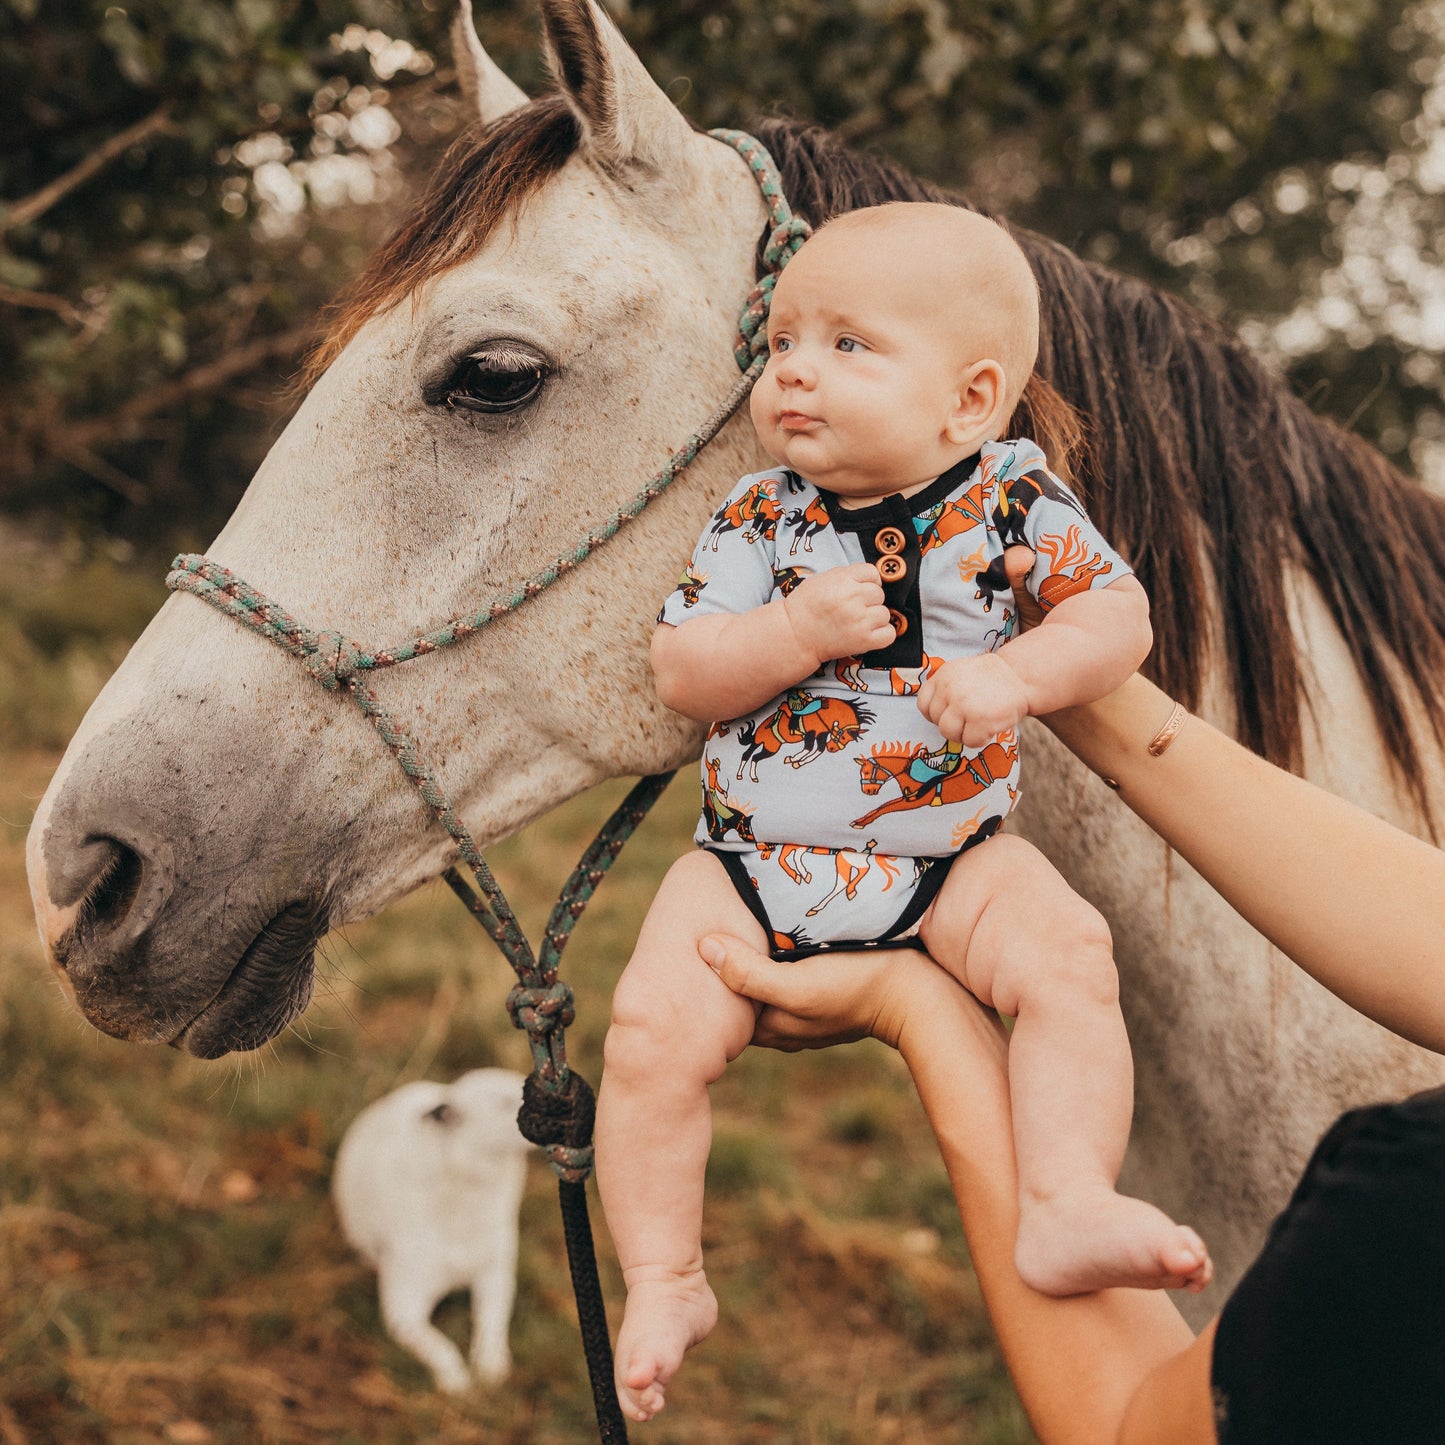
[{"left": 74, "top": 837, "right": 146, "bottom": 941}]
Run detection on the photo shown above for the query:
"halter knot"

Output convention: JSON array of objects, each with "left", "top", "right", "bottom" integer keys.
[
  {"left": 305, "top": 630, "right": 366, "bottom": 691},
  {"left": 507, "top": 980, "right": 576, "bottom": 1037},
  {"left": 710, "top": 128, "right": 812, "bottom": 372},
  {"left": 516, "top": 1070, "right": 596, "bottom": 1180},
  {"left": 733, "top": 218, "right": 814, "bottom": 369}
]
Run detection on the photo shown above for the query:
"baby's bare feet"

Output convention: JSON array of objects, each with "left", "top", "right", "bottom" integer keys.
[
  {"left": 613, "top": 1268, "right": 719, "bottom": 1422},
  {"left": 1014, "top": 1186, "right": 1213, "bottom": 1297}
]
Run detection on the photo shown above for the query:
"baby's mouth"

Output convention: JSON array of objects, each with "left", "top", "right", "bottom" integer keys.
[{"left": 779, "top": 411, "right": 820, "bottom": 431}]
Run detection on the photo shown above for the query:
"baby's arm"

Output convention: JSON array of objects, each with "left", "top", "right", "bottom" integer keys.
[
  {"left": 919, "top": 575, "right": 1151, "bottom": 747},
  {"left": 653, "top": 563, "right": 897, "bottom": 721},
  {"left": 996, "top": 573, "right": 1152, "bottom": 713}
]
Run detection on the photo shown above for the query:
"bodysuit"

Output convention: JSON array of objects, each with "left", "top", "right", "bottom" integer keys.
[{"left": 657, "top": 439, "right": 1132, "bottom": 959}]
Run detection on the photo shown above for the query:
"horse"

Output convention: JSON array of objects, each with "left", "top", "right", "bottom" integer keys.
[
  {"left": 734, "top": 689, "right": 877, "bottom": 781},
  {"left": 853, "top": 737, "right": 1020, "bottom": 829},
  {"left": 25, "top": 0, "right": 1445, "bottom": 1319}
]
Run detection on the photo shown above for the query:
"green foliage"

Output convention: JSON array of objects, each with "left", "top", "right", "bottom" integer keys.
[
  {"left": 1, "top": 0, "right": 499, "bottom": 544},
  {"left": 0, "top": 530, "right": 162, "bottom": 745}
]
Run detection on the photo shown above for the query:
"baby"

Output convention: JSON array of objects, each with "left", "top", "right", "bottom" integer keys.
[{"left": 595, "top": 202, "right": 1211, "bottom": 1424}]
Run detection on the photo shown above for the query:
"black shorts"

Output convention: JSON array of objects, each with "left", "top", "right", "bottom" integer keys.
[{"left": 1210, "top": 1085, "right": 1445, "bottom": 1444}]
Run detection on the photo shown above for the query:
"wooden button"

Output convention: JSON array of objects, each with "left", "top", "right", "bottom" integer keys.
[
  {"left": 888, "top": 608, "right": 908, "bottom": 636},
  {"left": 877, "top": 554, "right": 907, "bottom": 583},
  {"left": 875, "top": 526, "right": 906, "bottom": 555}
]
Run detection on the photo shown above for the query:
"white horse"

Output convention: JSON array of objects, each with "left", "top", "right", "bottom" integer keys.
[{"left": 26, "top": 0, "right": 1445, "bottom": 1318}]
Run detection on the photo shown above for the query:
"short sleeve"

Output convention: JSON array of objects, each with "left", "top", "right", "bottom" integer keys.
[
  {"left": 987, "top": 440, "right": 1133, "bottom": 614},
  {"left": 656, "top": 471, "right": 785, "bottom": 627}
]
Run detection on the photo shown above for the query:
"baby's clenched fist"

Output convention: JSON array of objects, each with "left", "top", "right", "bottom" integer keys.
[
  {"left": 783, "top": 563, "right": 897, "bottom": 665},
  {"left": 917, "top": 652, "right": 1030, "bottom": 748}
]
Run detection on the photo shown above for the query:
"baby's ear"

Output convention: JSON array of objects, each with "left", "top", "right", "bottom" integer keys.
[{"left": 947, "top": 359, "right": 1007, "bottom": 445}]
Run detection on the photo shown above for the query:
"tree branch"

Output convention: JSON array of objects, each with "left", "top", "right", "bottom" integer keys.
[
  {"left": 61, "top": 325, "right": 317, "bottom": 455},
  {"left": 0, "top": 282, "right": 87, "bottom": 326},
  {"left": 3, "top": 104, "right": 175, "bottom": 232},
  {"left": 48, "top": 440, "right": 150, "bottom": 506}
]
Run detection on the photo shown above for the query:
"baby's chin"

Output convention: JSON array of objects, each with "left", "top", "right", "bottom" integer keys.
[{"left": 756, "top": 434, "right": 815, "bottom": 479}]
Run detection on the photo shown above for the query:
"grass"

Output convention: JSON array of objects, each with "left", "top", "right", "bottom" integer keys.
[{"left": 0, "top": 549, "right": 1033, "bottom": 1444}]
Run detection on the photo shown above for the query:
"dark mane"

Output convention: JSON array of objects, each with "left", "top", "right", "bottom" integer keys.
[
  {"left": 754, "top": 118, "right": 1445, "bottom": 804},
  {"left": 308, "top": 100, "right": 1445, "bottom": 805}
]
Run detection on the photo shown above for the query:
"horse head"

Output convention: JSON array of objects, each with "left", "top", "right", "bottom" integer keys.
[
  {"left": 857, "top": 740, "right": 920, "bottom": 794},
  {"left": 25, "top": 0, "right": 768, "bottom": 1057}
]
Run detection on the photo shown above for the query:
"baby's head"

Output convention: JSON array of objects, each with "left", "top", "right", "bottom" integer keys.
[{"left": 751, "top": 202, "right": 1040, "bottom": 500}]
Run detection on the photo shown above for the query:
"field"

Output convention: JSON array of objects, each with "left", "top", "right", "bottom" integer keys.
[{"left": 0, "top": 545, "right": 1031, "bottom": 1445}]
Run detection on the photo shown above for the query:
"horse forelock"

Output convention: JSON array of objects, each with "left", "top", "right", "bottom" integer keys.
[
  {"left": 753, "top": 118, "right": 1445, "bottom": 809},
  {"left": 300, "top": 95, "right": 582, "bottom": 389}
]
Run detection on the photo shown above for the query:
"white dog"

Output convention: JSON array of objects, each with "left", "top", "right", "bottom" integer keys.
[{"left": 333, "top": 1067, "right": 533, "bottom": 1392}]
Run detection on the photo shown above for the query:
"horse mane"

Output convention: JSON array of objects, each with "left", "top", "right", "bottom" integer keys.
[
  {"left": 870, "top": 739, "right": 928, "bottom": 758},
  {"left": 305, "top": 97, "right": 1445, "bottom": 806},
  {"left": 753, "top": 118, "right": 1445, "bottom": 807}
]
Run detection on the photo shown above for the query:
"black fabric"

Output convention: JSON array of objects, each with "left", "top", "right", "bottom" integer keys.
[
  {"left": 816, "top": 452, "right": 980, "bottom": 670},
  {"left": 1210, "top": 1085, "right": 1445, "bottom": 1444},
  {"left": 706, "top": 845, "right": 957, "bottom": 961}
]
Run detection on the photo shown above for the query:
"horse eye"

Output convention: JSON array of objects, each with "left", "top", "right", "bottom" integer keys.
[{"left": 441, "top": 344, "right": 549, "bottom": 414}]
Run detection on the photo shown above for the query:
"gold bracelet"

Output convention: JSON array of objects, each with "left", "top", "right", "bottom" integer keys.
[{"left": 1146, "top": 701, "right": 1189, "bottom": 757}]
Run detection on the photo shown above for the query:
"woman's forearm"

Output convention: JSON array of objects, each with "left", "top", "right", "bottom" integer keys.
[
  {"left": 891, "top": 955, "right": 1197, "bottom": 1445},
  {"left": 1045, "top": 675, "right": 1445, "bottom": 1054},
  {"left": 704, "top": 939, "right": 1213, "bottom": 1443}
]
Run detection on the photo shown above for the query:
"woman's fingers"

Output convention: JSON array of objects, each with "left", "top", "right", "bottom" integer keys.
[
  {"left": 700, "top": 933, "right": 879, "bottom": 1050},
  {"left": 1004, "top": 544, "right": 1043, "bottom": 632},
  {"left": 698, "top": 933, "right": 783, "bottom": 1003}
]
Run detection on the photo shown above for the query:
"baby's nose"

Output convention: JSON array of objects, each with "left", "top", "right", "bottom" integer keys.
[{"left": 774, "top": 351, "right": 811, "bottom": 385}]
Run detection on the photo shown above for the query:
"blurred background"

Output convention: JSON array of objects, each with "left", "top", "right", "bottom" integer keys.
[{"left": 2, "top": 2, "right": 1443, "bottom": 1440}]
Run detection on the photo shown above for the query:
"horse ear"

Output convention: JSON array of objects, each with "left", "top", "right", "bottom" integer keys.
[
  {"left": 453, "top": 0, "right": 528, "bottom": 125},
  {"left": 538, "top": 0, "right": 695, "bottom": 172}
]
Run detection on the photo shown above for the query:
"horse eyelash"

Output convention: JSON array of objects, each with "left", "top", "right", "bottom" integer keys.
[{"left": 466, "top": 342, "right": 548, "bottom": 372}]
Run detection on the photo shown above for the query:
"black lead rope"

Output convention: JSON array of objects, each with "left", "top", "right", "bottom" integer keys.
[{"left": 444, "top": 768, "right": 680, "bottom": 1442}]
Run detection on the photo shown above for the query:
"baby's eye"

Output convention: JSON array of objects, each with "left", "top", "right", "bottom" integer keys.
[
  {"left": 836, "top": 337, "right": 863, "bottom": 353},
  {"left": 771, "top": 336, "right": 794, "bottom": 355}
]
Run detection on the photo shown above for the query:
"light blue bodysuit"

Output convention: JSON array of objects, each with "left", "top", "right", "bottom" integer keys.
[{"left": 657, "top": 439, "right": 1131, "bottom": 958}]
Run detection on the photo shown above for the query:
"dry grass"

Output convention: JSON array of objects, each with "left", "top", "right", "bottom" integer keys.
[{"left": 0, "top": 555, "right": 1032, "bottom": 1443}]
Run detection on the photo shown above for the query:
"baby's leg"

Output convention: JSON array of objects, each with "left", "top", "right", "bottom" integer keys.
[
  {"left": 594, "top": 851, "right": 768, "bottom": 1422},
  {"left": 918, "top": 835, "right": 1212, "bottom": 1296}
]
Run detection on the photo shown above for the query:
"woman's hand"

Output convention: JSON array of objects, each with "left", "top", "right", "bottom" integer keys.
[
  {"left": 1003, "top": 544, "right": 1042, "bottom": 632},
  {"left": 699, "top": 933, "right": 907, "bottom": 1049},
  {"left": 698, "top": 934, "right": 1010, "bottom": 1072}
]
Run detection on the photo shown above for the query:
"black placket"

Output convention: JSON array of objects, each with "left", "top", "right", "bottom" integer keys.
[{"left": 818, "top": 452, "right": 980, "bottom": 669}]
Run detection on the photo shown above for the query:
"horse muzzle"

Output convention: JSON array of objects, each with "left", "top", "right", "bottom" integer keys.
[{"left": 26, "top": 731, "right": 331, "bottom": 1058}]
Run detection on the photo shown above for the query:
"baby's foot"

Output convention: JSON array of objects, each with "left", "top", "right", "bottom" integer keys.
[
  {"left": 1014, "top": 1185, "right": 1213, "bottom": 1297},
  {"left": 613, "top": 1268, "right": 719, "bottom": 1422}
]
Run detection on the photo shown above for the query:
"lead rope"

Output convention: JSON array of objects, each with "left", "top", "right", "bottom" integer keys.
[{"left": 166, "top": 129, "right": 808, "bottom": 1441}]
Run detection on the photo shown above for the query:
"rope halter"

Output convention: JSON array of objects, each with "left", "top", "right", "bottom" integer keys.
[{"left": 710, "top": 129, "right": 813, "bottom": 369}]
